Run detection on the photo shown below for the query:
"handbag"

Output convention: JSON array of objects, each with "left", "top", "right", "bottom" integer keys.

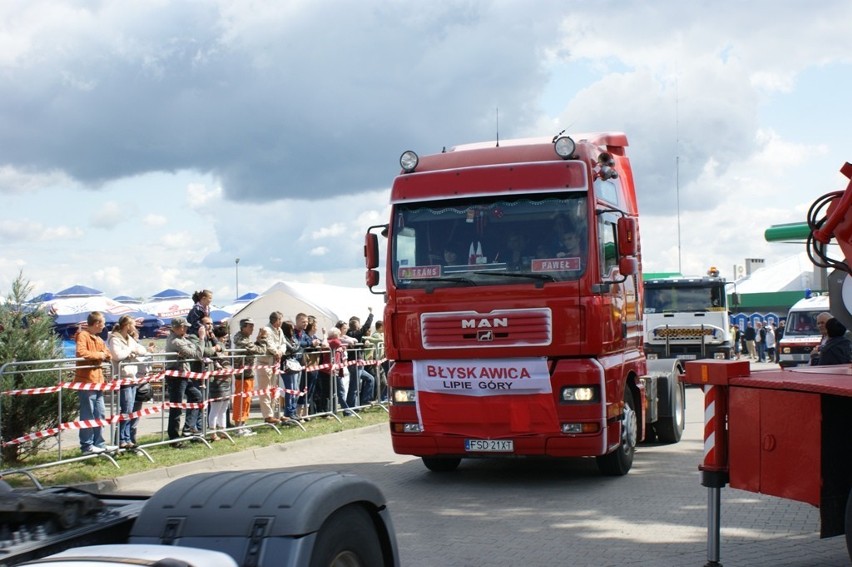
[
  {"left": 135, "top": 382, "right": 152, "bottom": 402},
  {"left": 285, "top": 358, "right": 304, "bottom": 373}
]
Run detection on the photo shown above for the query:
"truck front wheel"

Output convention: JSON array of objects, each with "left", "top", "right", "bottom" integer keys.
[{"left": 595, "top": 387, "right": 637, "bottom": 476}]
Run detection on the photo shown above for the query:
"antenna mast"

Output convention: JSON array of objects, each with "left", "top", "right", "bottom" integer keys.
[
  {"left": 495, "top": 107, "right": 500, "bottom": 147},
  {"left": 675, "top": 75, "right": 682, "bottom": 274}
]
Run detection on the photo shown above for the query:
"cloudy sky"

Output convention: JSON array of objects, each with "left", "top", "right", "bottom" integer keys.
[{"left": 1, "top": 0, "right": 850, "bottom": 304}]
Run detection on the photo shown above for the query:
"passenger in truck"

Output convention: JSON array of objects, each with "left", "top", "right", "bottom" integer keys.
[
  {"left": 502, "top": 231, "right": 531, "bottom": 271},
  {"left": 442, "top": 245, "right": 460, "bottom": 266}
]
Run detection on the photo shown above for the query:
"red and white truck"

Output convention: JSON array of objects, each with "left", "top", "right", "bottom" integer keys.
[{"left": 364, "top": 133, "right": 684, "bottom": 476}]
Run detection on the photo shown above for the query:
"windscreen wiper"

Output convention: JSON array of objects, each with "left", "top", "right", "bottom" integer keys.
[
  {"left": 471, "top": 271, "right": 556, "bottom": 282},
  {"left": 402, "top": 277, "right": 476, "bottom": 286}
]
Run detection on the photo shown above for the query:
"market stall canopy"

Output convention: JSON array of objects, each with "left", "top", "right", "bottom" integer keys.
[
  {"left": 42, "top": 294, "right": 161, "bottom": 340},
  {"left": 142, "top": 289, "right": 193, "bottom": 324},
  {"left": 54, "top": 285, "right": 103, "bottom": 297}
]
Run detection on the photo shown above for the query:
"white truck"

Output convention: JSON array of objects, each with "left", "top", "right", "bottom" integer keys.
[
  {"left": 777, "top": 294, "right": 829, "bottom": 368},
  {"left": 643, "top": 275, "right": 733, "bottom": 360}
]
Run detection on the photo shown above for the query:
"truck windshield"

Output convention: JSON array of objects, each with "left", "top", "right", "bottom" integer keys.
[
  {"left": 391, "top": 194, "right": 588, "bottom": 287},
  {"left": 645, "top": 282, "right": 727, "bottom": 313}
]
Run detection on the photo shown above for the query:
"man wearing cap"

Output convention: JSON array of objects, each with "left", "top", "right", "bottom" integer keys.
[
  {"left": 256, "top": 311, "right": 286, "bottom": 424},
  {"left": 232, "top": 317, "right": 268, "bottom": 435},
  {"left": 165, "top": 316, "right": 204, "bottom": 446}
]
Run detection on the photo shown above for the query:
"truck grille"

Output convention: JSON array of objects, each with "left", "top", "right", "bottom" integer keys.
[
  {"left": 421, "top": 308, "right": 552, "bottom": 349},
  {"left": 652, "top": 327, "right": 717, "bottom": 340}
]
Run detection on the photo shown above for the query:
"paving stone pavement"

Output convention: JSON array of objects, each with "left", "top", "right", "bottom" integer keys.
[{"left": 101, "top": 362, "right": 850, "bottom": 567}]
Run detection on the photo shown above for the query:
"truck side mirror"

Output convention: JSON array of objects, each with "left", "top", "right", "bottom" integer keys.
[
  {"left": 365, "top": 233, "right": 380, "bottom": 269},
  {"left": 619, "top": 257, "right": 638, "bottom": 276},
  {"left": 366, "top": 269, "right": 380, "bottom": 289},
  {"left": 617, "top": 217, "right": 638, "bottom": 257}
]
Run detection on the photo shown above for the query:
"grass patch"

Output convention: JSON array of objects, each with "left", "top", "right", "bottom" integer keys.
[{"left": 2, "top": 407, "right": 389, "bottom": 488}]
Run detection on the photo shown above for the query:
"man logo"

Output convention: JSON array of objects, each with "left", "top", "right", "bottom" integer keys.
[{"left": 477, "top": 330, "right": 494, "bottom": 342}]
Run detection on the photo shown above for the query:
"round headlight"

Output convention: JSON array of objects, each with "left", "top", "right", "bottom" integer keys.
[
  {"left": 553, "top": 136, "right": 575, "bottom": 159},
  {"left": 400, "top": 150, "right": 419, "bottom": 173}
]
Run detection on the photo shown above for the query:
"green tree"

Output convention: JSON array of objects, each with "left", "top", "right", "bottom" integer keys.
[{"left": 1, "top": 272, "right": 78, "bottom": 464}]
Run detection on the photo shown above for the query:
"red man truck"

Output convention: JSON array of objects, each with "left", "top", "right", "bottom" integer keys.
[{"left": 364, "top": 132, "right": 684, "bottom": 476}]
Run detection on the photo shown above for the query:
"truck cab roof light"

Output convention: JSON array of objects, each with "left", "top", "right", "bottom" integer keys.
[
  {"left": 553, "top": 136, "right": 575, "bottom": 159},
  {"left": 400, "top": 150, "right": 419, "bottom": 173}
]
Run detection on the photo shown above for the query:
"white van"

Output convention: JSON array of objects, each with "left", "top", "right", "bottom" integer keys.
[{"left": 778, "top": 295, "right": 829, "bottom": 367}]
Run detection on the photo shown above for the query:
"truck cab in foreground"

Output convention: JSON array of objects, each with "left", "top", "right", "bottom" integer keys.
[{"left": 365, "top": 133, "right": 684, "bottom": 476}]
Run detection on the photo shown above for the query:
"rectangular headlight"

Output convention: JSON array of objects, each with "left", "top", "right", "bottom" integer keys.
[
  {"left": 392, "top": 388, "right": 417, "bottom": 403},
  {"left": 560, "top": 386, "right": 598, "bottom": 402}
]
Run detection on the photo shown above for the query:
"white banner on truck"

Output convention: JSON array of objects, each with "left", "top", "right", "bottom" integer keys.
[{"left": 413, "top": 358, "right": 551, "bottom": 397}]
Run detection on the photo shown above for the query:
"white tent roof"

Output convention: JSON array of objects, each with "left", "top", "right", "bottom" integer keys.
[
  {"left": 734, "top": 253, "right": 816, "bottom": 294},
  {"left": 141, "top": 298, "right": 193, "bottom": 321},
  {"left": 228, "top": 281, "right": 384, "bottom": 339}
]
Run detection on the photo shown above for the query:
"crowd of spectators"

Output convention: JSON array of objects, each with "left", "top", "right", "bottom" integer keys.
[{"left": 71, "top": 298, "right": 388, "bottom": 453}]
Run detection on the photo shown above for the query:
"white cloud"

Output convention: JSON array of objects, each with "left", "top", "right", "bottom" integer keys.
[
  {"left": 0, "top": 0, "right": 851, "bottom": 298},
  {"left": 143, "top": 213, "right": 167, "bottom": 226},
  {"left": 310, "top": 223, "right": 347, "bottom": 239},
  {"left": 90, "top": 201, "right": 124, "bottom": 229},
  {"left": 0, "top": 166, "right": 75, "bottom": 195},
  {"left": 0, "top": 220, "right": 83, "bottom": 242},
  {"left": 186, "top": 182, "right": 223, "bottom": 211}
]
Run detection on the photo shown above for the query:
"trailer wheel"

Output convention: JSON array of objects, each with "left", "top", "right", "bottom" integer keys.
[
  {"left": 422, "top": 457, "right": 461, "bottom": 472},
  {"left": 655, "top": 378, "right": 685, "bottom": 443},
  {"left": 309, "top": 504, "right": 385, "bottom": 567},
  {"left": 595, "top": 387, "right": 637, "bottom": 476}
]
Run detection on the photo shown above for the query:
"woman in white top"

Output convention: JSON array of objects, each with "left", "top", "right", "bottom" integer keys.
[{"left": 107, "top": 315, "right": 149, "bottom": 448}]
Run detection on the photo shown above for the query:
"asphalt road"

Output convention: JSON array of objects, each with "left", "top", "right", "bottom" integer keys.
[{"left": 108, "top": 364, "right": 851, "bottom": 567}]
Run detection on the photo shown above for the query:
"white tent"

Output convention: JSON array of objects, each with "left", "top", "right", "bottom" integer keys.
[
  {"left": 734, "top": 253, "right": 816, "bottom": 294},
  {"left": 219, "top": 292, "right": 260, "bottom": 315},
  {"left": 229, "top": 281, "right": 384, "bottom": 339}
]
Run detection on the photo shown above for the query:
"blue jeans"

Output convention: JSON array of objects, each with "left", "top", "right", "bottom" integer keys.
[
  {"left": 280, "top": 371, "right": 299, "bottom": 417},
  {"left": 346, "top": 366, "right": 376, "bottom": 407},
  {"left": 118, "top": 386, "right": 137, "bottom": 444},
  {"left": 167, "top": 378, "right": 202, "bottom": 440},
  {"left": 756, "top": 341, "right": 766, "bottom": 362},
  {"left": 78, "top": 390, "right": 106, "bottom": 451}
]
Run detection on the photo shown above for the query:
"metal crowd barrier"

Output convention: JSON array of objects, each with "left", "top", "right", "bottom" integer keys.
[{"left": 0, "top": 343, "right": 389, "bottom": 477}]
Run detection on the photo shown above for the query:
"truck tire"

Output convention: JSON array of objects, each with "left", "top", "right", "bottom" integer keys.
[
  {"left": 422, "top": 457, "right": 461, "bottom": 472},
  {"left": 309, "top": 504, "right": 385, "bottom": 567},
  {"left": 846, "top": 487, "right": 852, "bottom": 562},
  {"left": 129, "top": 470, "right": 398, "bottom": 567},
  {"left": 595, "top": 387, "right": 637, "bottom": 476},
  {"left": 654, "top": 378, "right": 685, "bottom": 443}
]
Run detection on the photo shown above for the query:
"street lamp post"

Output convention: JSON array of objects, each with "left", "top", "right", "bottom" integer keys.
[{"left": 235, "top": 258, "right": 240, "bottom": 300}]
